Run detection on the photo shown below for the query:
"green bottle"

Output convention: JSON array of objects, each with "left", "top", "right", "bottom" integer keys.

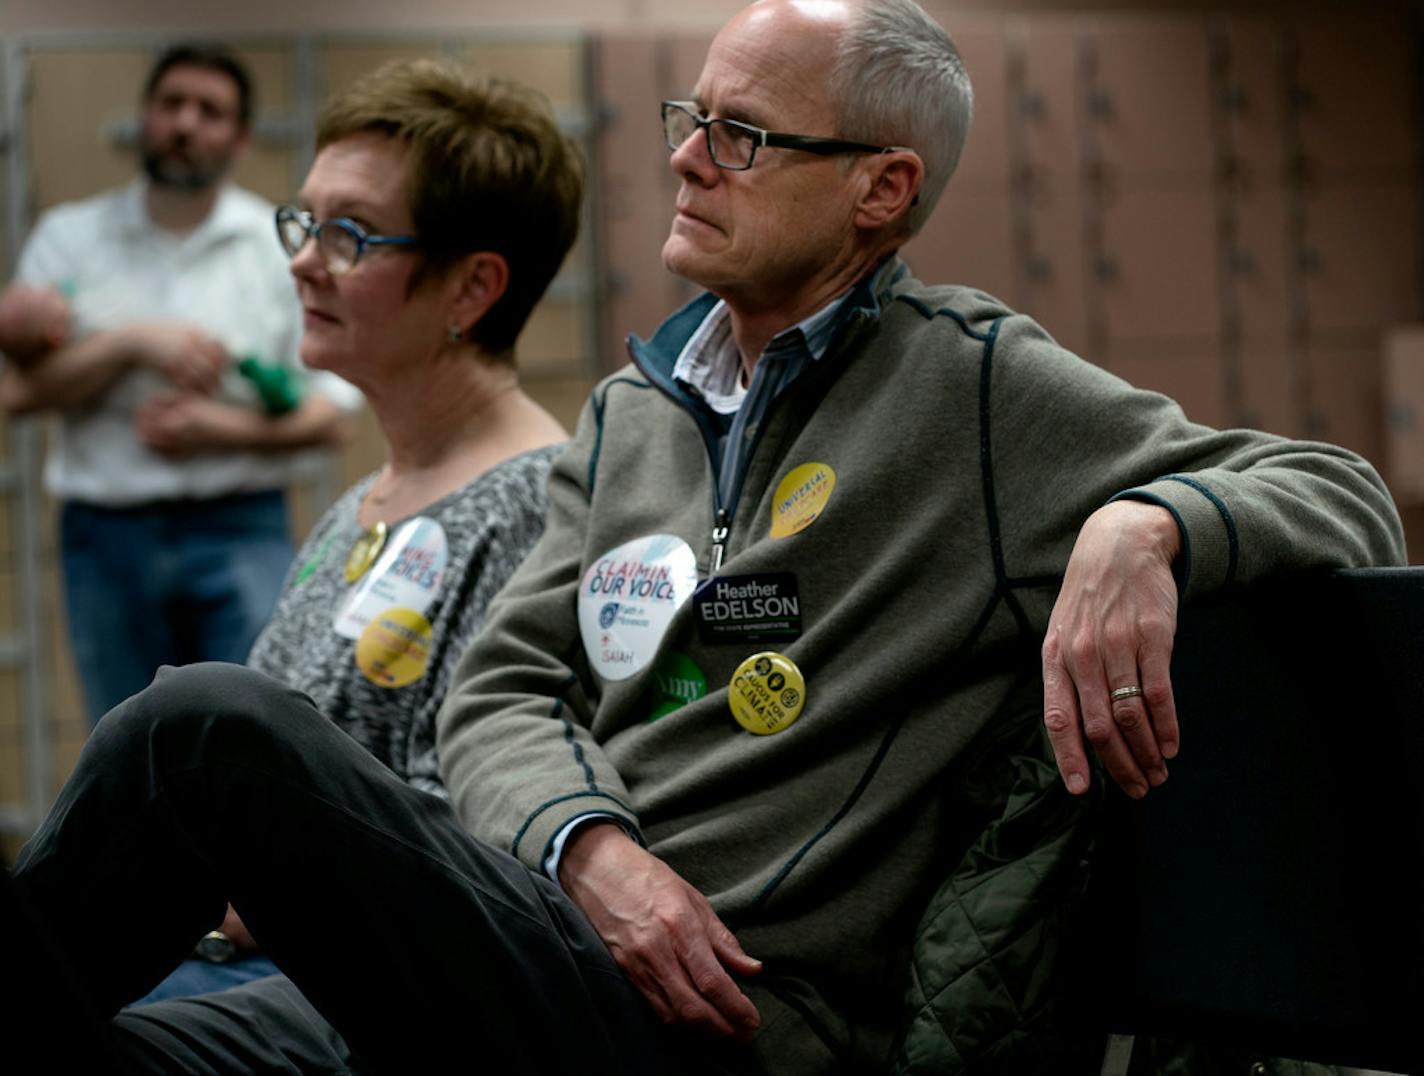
[{"left": 237, "top": 355, "right": 302, "bottom": 416}]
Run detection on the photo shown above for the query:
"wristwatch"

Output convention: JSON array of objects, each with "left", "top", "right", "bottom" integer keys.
[{"left": 194, "top": 929, "right": 237, "bottom": 964}]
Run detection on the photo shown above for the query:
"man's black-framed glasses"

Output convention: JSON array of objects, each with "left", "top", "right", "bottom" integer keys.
[
  {"left": 661, "top": 100, "right": 897, "bottom": 171},
  {"left": 275, "top": 205, "right": 418, "bottom": 275}
]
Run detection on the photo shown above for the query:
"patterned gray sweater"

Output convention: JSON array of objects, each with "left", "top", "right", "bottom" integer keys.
[{"left": 248, "top": 444, "right": 560, "bottom": 796}]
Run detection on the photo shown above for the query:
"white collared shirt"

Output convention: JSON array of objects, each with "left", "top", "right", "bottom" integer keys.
[
  {"left": 14, "top": 179, "right": 363, "bottom": 506},
  {"left": 671, "top": 292, "right": 852, "bottom": 416}
]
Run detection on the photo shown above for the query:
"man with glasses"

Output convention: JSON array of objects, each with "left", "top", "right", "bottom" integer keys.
[
  {"left": 1, "top": 4, "right": 1403, "bottom": 1074},
  {"left": 436, "top": 0, "right": 1400, "bottom": 1068},
  {"left": 0, "top": 42, "right": 360, "bottom": 727}
]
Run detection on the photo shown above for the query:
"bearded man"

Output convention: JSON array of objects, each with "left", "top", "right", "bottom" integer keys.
[{"left": 0, "top": 43, "right": 360, "bottom": 724}]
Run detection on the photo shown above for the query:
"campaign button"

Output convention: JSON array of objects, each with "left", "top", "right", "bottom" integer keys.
[
  {"left": 769, "top": 462, "right": 836, "bottom": 539},
  {"left": 648, "top": 651, "right": 708, "bottom": 721},
  {"left": 729, "top": 651, "right": 806, "bottom": 735},
  {"left": 693, "top": 571, "right": 801, "bottom": 643},
  {"left": 334, "top": 517, "right": 449, "bottom": 640},
  {"left": 577, "top": 534, "right": 699, "bottom": 681},
  {"left": 355, "top": 607, "right": 433, "bottom": 688},
  {"left": 345, "top": 521, "right": 388, "bottom": 583}
]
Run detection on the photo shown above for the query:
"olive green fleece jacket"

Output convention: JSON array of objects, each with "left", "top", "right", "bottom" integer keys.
[{"left": 436, "top": 260, "right": 1404, "bottom": 1074}]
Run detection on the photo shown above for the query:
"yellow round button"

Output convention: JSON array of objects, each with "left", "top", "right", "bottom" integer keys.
[
  {"left": 345, "top": 520, "right": 388, "bottom": 584},
  {"left": 770, "top": 462, "right": 836, "bottom": 539},
  {"left": 729, "top": 651, "right": 806, "bottom": 735},
  {"left": 355, "top": 607, "right": 433, "bottom": 688}
]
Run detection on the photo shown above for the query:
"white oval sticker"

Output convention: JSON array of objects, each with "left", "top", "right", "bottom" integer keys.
[
  {"left": 578, "top": 534, "right": 698, "bottom": 681},
  {"left": 333, "top": 517, "right": 448, "bottom": 640}
]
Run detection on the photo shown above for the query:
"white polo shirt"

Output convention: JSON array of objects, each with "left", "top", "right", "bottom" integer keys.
[{"left": 14, "top": 179, "right": 363, "bottom": 506}]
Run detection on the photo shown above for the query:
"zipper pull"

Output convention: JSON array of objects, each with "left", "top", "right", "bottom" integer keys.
[{"left": 710, "top": 508, "right": 730, "bottom": 575}]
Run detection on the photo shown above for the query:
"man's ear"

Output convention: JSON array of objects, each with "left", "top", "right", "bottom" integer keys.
[
  {"left": 447, "top": 251, "right": 510, "bottom": 338},
  {"left": 854, "top": 149, "right": 924, "bottom": 232}
]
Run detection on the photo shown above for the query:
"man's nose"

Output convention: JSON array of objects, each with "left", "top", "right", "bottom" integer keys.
[
  {"left": 669, "top": 127, "right": 717, "bottom": 183},
  {"left": 173, "top": 101, "right": 202, "bottom": 132}
]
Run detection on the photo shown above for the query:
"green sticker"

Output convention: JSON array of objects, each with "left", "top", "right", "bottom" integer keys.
[
  {"left": 294, "top": 535, "right": 336, "bottom": 587},
  {"left": 648, "top": 651, "right": 707, "bottom": 721}
]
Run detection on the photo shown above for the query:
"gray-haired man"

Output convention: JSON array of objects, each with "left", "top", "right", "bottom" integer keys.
[{"left": 6, "top": 3, "right": 1403, "bottom": 1073}]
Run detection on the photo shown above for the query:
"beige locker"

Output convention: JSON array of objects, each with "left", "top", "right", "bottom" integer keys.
[
  {"left": 904, "top": 187, "right": 1016, "bottom": 305},
  {"left": 1292, "top": 15, "right": 1419, "bottom": 182},
  {"left": 1305, "top": 346, "right": 1385, "bottom": 467},
  {"left": 1218, "top": 17, "right": 1285, "bottom": 185},
  {"left": 0, "top": 677, "right": 24, "bottom": 809},
  {"left": 1018, "top": 19, "right": 1081, "bottom": 182},
  {"left": 1099, "top": 185, "right": 1221, "bottom": 346},
  {"left": 228, "top": 46, "right": 298, "bottom": 205},
  {"left": 1301, "top": 181, "right": 1421, "bottom": 335},
  {"left": 593, "top": 34, "right": 682, "bottom": 368},
  {"left": 1089, "top": 16, "right": 1214, "bottom": 185},
  {"left": 26, "top": 49, "right": 153, "bottom": 211},
  {"left": 946, "top": 19, "right": 1009, "bottom": 186},
  {"left": 460, "top": 41, "right": 583, "bottom": 109},
  {"left": 319, "top": 43, "right": 446, "bottom": 101},
  {"left": 1236, "top": 344, "right": 1297, "bottom": 437},
  {"left": 1022, "top": 174, "right": 1089, "bottom": 360},
  {"left": 664, "top": 34, "right": 715, "bottom": 104},
  {"left": 1109, "top": 349, "right": 1227, "bottom": 430},
  {"left": 1230, "top": 182, "right": 1291, "bottom": 347},
  {"left": 1383, "top": 326, "right": 1424, "bottom": 504},
  {"left": 0, "top": 568, "right": 16, "bottom": 637}
]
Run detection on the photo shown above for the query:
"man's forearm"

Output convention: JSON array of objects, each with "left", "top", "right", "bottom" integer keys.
[
  {"left": 0, "top": 330, "right": 137, "bottom": 415},
  {"left": 235, "top": 396, "right": 354, "bottom": 452},
  {"left": 165, "top": 395, "right": 354, "bottom": 454}
]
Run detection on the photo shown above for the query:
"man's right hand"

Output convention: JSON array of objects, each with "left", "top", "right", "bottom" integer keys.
[
  {"left": 558, "top": 821, "right": 762, "bottom": 1041},
  {"left": 121, "top": 323, "right": 228, "bottom": 394}
]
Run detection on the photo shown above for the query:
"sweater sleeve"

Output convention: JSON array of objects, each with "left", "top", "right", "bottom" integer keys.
[
  {"left": 435, "top": 400, "right": 641, "bottom": 870},
  {"left": 984, "top": 314, "right": 1405, "bottom": 603}
]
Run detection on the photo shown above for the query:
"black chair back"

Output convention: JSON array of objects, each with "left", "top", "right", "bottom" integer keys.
[{"left": 1089, "top": 568, "right": 1424, "bottom": 1074}]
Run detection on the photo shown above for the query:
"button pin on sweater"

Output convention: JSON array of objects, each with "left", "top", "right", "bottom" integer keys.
[{"left": 729, "top": 651, "right": 805, "bottom": 734}]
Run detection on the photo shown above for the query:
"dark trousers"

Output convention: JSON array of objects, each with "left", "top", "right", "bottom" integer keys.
[{"left": 10, "top": 663, "right": 754, "bottom": 1074}]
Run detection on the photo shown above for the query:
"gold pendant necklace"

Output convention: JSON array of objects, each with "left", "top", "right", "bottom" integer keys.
[{"left": 345, "top": 520, "right": 388, "bottom": 583}]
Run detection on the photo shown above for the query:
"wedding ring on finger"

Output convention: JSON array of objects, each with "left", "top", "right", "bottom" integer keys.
[{"left": 1110, "top": 685, "right": 1144, "bottom": 703}]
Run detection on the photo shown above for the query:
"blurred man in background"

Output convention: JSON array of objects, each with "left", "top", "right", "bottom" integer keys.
[{"left": 0, "top": 42, "right": 360, "bottom": 724}]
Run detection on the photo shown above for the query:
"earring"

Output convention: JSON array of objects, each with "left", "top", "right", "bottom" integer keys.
[{"left": 447, "top": 324, "right": 463, "bottom": 344}]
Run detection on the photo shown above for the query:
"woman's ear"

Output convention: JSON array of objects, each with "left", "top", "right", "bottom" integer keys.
[
  {"left": 447, "top": 251, "right": 510, "bottom": 338},
  {"left": 854, "top": 149, "right": 924, "bottom": 233}
]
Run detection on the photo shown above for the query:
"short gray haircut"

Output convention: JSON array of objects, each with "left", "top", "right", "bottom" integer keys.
[{"left": 830, "top": 0, "right": 974, "bottom": 234}]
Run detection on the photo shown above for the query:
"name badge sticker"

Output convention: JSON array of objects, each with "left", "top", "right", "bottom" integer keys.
[
  {"left": 770, "top": 462, "right": 837, "bottom": 539},
  {"left": 693, "top": 572, "right": 802, "bottom": 644},
  {"left": 333, "top": 517, "right": 448, "bottom": 640},
  {"left": 578, "top": 534, "right": 698, "bottom": 681}
]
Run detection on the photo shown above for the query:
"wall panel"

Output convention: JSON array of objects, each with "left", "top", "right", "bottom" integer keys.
[
  {"left": 1306, "top": 346, "right": 1387, "bottom": 467},
  {"left": 1091, "top": 15, "right": 1213, "bottom": 183}
]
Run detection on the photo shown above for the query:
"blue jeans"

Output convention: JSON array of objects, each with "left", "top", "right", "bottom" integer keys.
[
  {"left": 60, "top": 491, "right": 293, "bottom": 725},
  {"left": 131, "top": 954, "right": 282, "bottom": 1006}
]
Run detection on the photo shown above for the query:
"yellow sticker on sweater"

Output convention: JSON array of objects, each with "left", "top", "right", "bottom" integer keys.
[
  {"left": 770, "top": 463, "right": 836, "bottom": 538},
  {"left": 356, "top": 607, "right": 432, "bottom": 688}
]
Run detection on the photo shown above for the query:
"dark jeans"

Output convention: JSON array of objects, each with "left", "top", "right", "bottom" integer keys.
[{"left": 10, "top": 663, "right": 758, "bottom": 1074}]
